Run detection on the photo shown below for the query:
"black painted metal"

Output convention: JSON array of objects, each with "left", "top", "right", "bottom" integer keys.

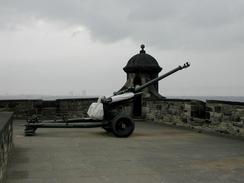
[
  {"left": 26, "top": 121, "right": 108, "bottom": 128},
  {"left": 135, "top": 62, "right": 190, "bottom": 93}
]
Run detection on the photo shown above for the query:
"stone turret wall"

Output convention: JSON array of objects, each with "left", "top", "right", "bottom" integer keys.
[{"left": 0, "top": 98, "right": 243, "bottom": 138}]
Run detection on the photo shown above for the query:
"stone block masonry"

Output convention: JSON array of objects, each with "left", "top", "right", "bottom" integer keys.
[
  {"left": 0, "top": 98, "right": 244, "bottom": 138},
  {"left": 143, "top": 99, "right": 206, "bottom": 126},
  {"left": 0, "top": 112, "right": 13, "bottom": 183},
  {"left": 144, "top": 98, "right": 244, "bottom": 138},
  {"left": 0, "top": 98, "right": 97, "bottom": 119},
  {"left": 206, "top": 100, "right": 244, "bottom": 137}
]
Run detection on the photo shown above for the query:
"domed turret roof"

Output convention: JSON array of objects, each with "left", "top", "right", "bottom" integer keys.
[{"left": 123, "top": 44, "right": 162, "bottom": 73}]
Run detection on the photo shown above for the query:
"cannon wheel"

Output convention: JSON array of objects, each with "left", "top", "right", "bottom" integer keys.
[{"left": 111, "top": 114, "right": 135, "bottom": 137}]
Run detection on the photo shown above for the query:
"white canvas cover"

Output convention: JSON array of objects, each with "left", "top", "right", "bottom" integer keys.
[{"left": 87, "top": 97, "right": 104, "bottom": 120}]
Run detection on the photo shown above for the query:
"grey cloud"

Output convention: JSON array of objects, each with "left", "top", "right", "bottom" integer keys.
[{"left": 1, "top": 0, "right": 244, "bottom": 49}]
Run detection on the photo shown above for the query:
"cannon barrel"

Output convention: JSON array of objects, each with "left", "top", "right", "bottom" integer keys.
[
  {"left": 134, "top": 62, "right": 190, "bottom": 93},
  {"left": 107, "top": 62, "right": 190, "bottom": 102}
]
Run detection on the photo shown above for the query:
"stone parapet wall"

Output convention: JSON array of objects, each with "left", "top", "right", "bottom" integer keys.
[
  {"left": 0, "top": 98, "right": 243, "bottom": 138},
  {"left": 143, "top": 99, "right": 206, "bottom": 125},
  {"left": 0, "top": 98, "right": 97, "bottom": 119},
  {"left": 205, "top": 100, "right": 244, "bottom": 137},
  {"left": 144, "top": 99, "right": 244, "bottom": 138},
  {"left": 0, "top": 112, "right": 13, "bottom": 183},
  {"left": 57, "top": 98, "right": 97, "bottom": 118},
  {"left": 0, "top": 100, "right": 42, "bottom": 119}
]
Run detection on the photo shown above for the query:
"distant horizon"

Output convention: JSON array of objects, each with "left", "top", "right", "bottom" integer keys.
[
  {"left": 0, "top": 94, "right": 244, "bottom": 102},
  {"left": 1, "top": 93, "right": 244, "bottom": 97}
]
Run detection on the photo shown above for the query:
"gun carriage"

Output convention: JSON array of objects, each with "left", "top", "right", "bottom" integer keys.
[{"left": 24, "top": 62, "right": 190, "bottom": 137}]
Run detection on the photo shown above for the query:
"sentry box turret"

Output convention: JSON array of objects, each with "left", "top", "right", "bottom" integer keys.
[{"left": 24, "top": 62, "right": 190, "bottom": 137}]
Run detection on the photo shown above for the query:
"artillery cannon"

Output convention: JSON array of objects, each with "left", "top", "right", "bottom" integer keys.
[{"left": 24, "top": 62, "right": 190, "bottom": 137}]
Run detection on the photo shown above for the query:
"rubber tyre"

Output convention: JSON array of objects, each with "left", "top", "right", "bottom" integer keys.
[{"left": 111, "top": 114, "right": 135, "bottom": 137}]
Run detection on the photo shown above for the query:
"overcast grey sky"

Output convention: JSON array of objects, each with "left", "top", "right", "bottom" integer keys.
[{"left": 0, "top": 0, "right": 243, "bottom": 97}]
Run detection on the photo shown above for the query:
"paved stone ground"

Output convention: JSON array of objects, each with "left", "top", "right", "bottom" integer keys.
[{"left": 7, "top": 120, "right": 244, "bottom": 183}]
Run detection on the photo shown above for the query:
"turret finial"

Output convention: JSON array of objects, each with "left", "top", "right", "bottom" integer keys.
[{"left": 140, "top": 44, "right": 146, "bottom": 53}]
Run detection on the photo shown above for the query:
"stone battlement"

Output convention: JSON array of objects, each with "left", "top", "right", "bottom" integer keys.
[{"left": 0, "top": 98, "right": 243, "bottom": 138}]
